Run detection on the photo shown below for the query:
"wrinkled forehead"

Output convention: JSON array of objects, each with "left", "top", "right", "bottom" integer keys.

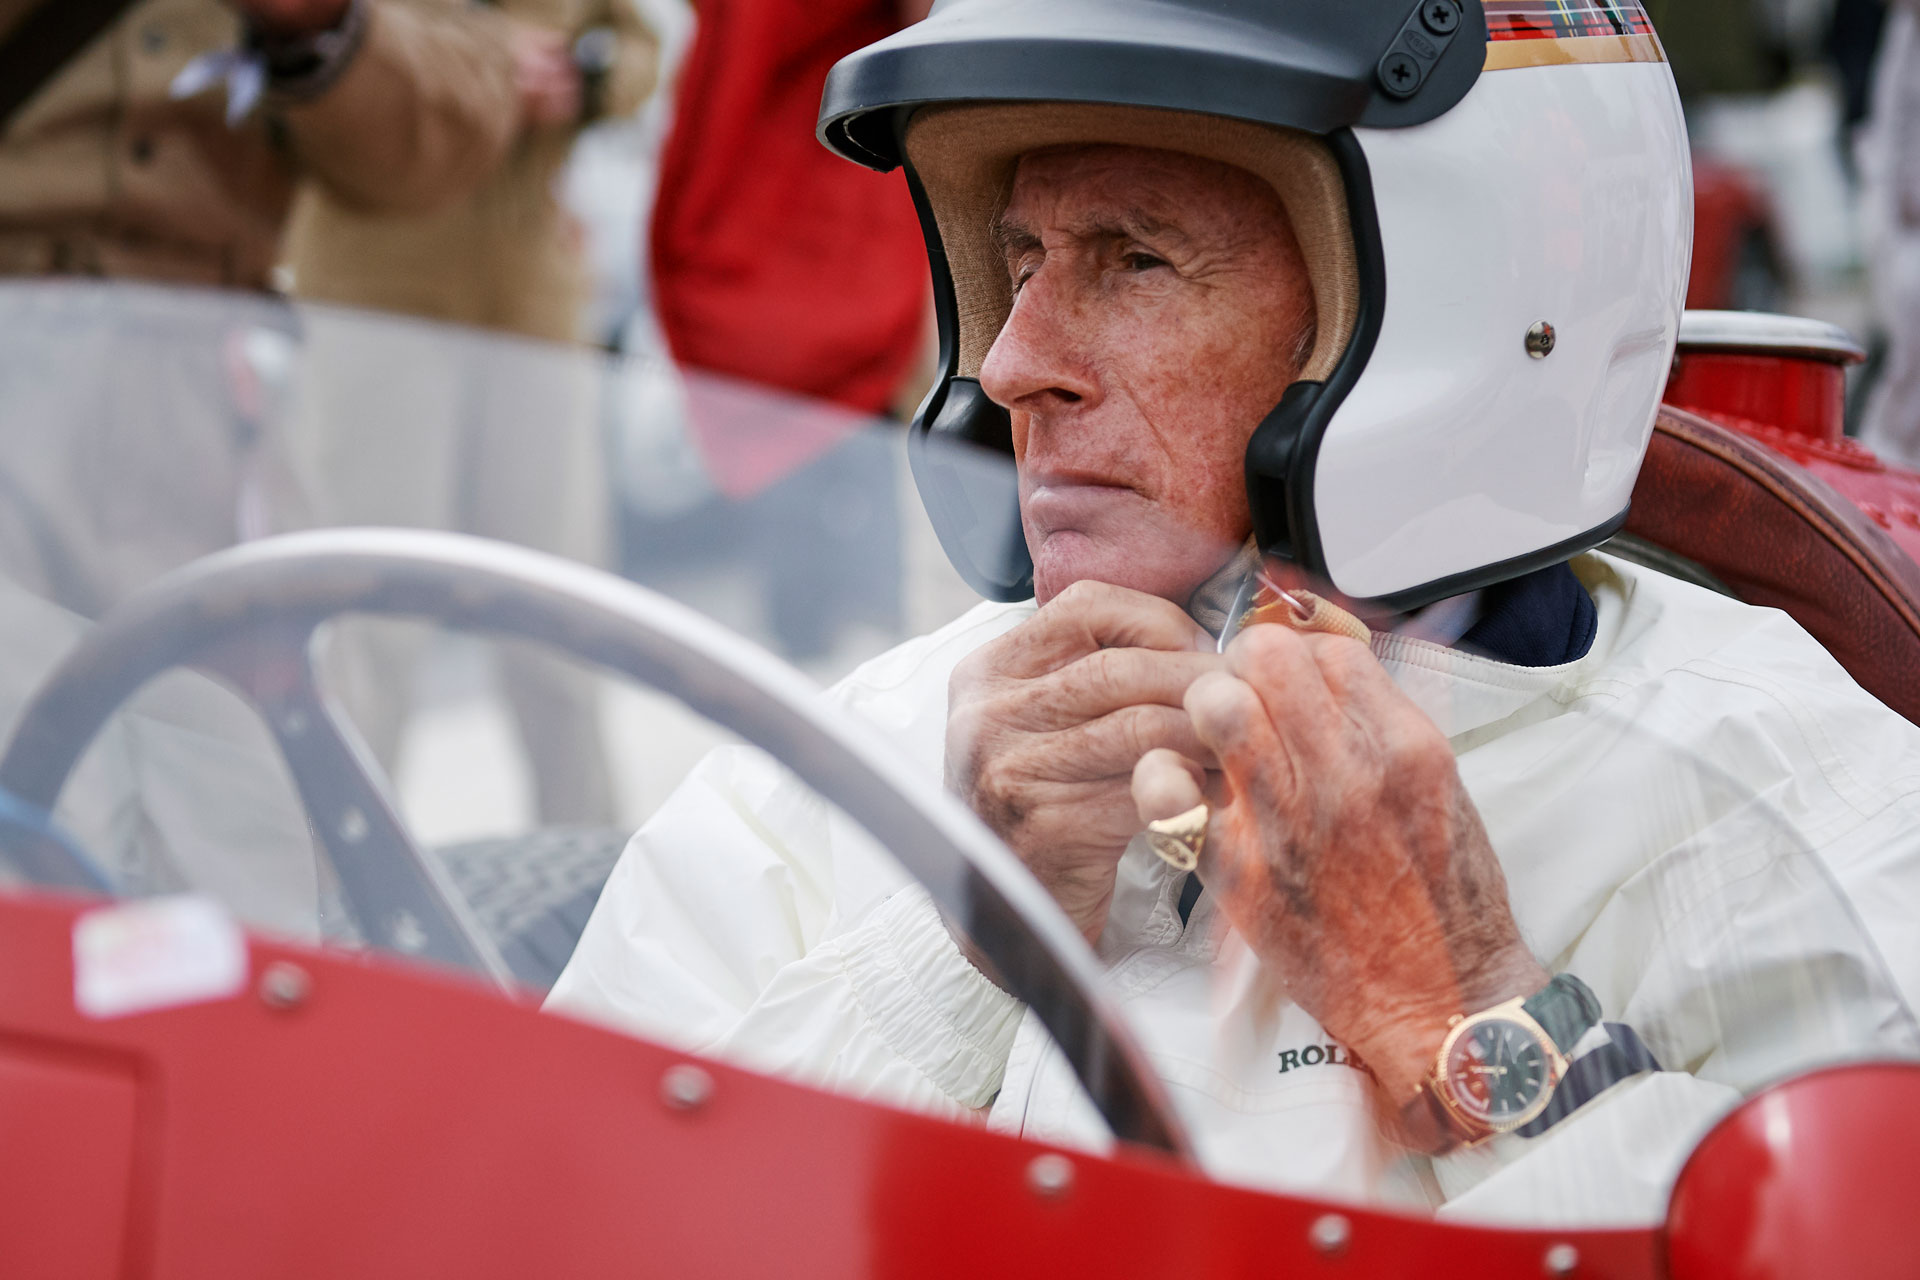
[
  {"left": 904, "top": 103, "right": 1359, "bottom": 381},
  {"left": 996, "top": 143, "right": 1298, "bottom": 254}
]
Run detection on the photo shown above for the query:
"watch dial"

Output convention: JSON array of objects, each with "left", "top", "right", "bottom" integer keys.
[{"left": 1444, "top": 1019, "right": 1550, "bottom": 1124}]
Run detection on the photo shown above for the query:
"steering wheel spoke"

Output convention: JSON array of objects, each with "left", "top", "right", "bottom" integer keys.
[{"left": 198, "top": 624, "right": 511, "bottom": 982}]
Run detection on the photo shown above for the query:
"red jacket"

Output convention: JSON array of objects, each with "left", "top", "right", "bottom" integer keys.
[{"left": 650, "top": 0, "right": 929, "bottom": 416}]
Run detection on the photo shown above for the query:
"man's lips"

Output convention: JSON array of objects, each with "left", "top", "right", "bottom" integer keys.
[{"left": 1021, "top": 472, "right": 1142, "bottom": 531}]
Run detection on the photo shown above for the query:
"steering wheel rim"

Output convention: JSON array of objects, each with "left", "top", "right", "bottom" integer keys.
[{"left": 0, "top": 528, "right": 1197, "bottom": 1161}]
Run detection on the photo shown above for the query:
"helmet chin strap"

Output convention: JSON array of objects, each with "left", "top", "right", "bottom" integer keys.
[
  {"left": 1185, "top": 538, "right": 1263, "bottom": 639},
  {"left": 1192, "top": 537, "right": 1433, "bottom": 654}
]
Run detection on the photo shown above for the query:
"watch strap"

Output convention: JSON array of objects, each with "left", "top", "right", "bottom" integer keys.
[
  {"left": 1515, "top": 1021, "right": 1662, "bottom": 1138},
  {"left": 1521, "top": 972, "right": 1603, "bottom": 1055}
]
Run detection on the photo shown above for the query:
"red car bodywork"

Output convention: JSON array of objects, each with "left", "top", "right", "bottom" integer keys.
[{"left": 1, "top": 889, "right": 1914, "bottom": 1280}]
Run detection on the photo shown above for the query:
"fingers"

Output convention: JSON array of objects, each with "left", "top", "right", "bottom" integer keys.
[
  {"left": 1184, "top": 670, "right": 1283, "bottom": 773},
  {"left": 1184, "top": 666, "right": 1307, "bottom": 824},
  {"left": 1220, "top": 624, "right": 1390, "bottom": 774},
  {"left": 1025, "top": 647, "right": 1226, "bottom": 725},
  {"left": 1041, "top": 702, "right": 1216, "bottom": 779},
  {"left": 1132, "top": 749, "right": 1207, "bottom": 825},
  {"left": 1222, "top": 623, "right": 1340, "bottom": 726},
  {"left": 1227, "top": 624, "right": 1447, "bottom": 779},
  {"left": 1200, "top": 621, "right": 1459, "bottom": 849},
  {"left": 989, "top": 774, "right": 1159, "bottom": 869},
  {"left": 510, "top": 22, "right": 570, "bottom": 56},
  {"left": 995, "top": 580, "right": 1212, "bottom": 678}
]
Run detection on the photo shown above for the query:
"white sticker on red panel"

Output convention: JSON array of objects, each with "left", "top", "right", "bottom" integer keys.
[{"left": 73, "top": 895, "right": 248, "bottom": 1019}]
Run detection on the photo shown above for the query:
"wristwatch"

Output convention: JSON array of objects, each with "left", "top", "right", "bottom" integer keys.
[{"left": 1402, "top": 973, "right": 1602, "bottom": 1153}]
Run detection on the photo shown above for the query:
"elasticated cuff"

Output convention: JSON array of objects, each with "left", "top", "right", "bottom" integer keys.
[{"left": 837, "top": 886, "right": 1025, "bottom": 1108}]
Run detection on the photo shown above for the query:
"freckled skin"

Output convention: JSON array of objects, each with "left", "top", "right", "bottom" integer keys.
[
  {"left": 979, "top": 145, "right": 1314, "bottom": 607},
  {"left": 947, "top": 148, "right": 1545, "bottom": 1129}
]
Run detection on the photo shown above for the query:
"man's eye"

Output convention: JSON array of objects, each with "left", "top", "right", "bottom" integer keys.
[{"left": 1123, "top": 251, "right": 1169, "bottom": 273}]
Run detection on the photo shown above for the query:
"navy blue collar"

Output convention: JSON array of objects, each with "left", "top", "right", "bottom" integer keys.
[{"left": 1456, "top": 561, "right": 1597, "bottom": 668}]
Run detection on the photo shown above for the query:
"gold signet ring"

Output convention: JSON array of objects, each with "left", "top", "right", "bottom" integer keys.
[{"left": 1144, "top": 803, "right": 1209, "bottom": 872}]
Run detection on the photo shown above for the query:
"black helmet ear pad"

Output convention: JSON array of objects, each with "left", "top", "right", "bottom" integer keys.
[
  {"left": 907, "top": 377, "right": 1034, "bottom": 602},
  {"left": 1245, "top": 379, "right": 1328, "bottom": 568}
]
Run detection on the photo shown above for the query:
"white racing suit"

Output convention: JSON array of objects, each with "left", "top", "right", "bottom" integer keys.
[{"left": 548, "top": 553, "right": 1920, "bottom": 1224}]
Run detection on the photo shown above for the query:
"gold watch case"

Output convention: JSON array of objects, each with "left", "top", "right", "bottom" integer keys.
[{"left": 1426, "top": 998, "right": 1570, "bottom": 1145}]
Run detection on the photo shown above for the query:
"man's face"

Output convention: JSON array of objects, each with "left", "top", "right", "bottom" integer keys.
[{"left": 980, "top": 144, "right": 1315, "bottom": 606}]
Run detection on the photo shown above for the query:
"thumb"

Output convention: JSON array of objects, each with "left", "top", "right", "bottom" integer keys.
[{"left": 1132, "top": 748, "right": 1208, "bottom": 827}]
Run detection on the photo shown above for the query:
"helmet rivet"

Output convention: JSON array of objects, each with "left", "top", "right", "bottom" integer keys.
[
  {"left": 1526, "top": 321, "right": 1557, "bottom": 359},
  {"left": 1422, "top": 0, "right": 1461, "bottom": 35},
  {"left": 1378, "top": 51, "right": 1422, "bottom": 99}
]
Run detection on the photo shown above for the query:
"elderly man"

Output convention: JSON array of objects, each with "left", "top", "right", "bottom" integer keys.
[{"left": 550, "top": 0, "right": 1920, "bottom": 1224}]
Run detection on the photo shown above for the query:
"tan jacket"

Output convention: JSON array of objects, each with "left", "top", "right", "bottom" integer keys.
[
  {"left": 283, "top": 0, "right": 656, "bottom": 342},
  {"left": 0, "top": 0, "right": 520, "bottom": 288}
]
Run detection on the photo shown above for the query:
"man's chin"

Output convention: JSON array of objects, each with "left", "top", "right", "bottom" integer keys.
[{"left": 1030, "top": 538, "right": 1201, "bottom": 607}]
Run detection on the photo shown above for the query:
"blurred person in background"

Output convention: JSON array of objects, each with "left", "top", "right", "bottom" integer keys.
[
  {"left": 638, "top": 0, "right": 933, "bottom": 660},
  {"left": 0, "top": 0, "right": 529, "bottom": 926},
  {"left": 283, "top": 0, "right": 657, "bottom": 340},
  {"left": 1642, "top": 0, "right": 1779, "bottom": 101},
  {"left": 278, "top": 0, "right": 659, "bottom": 826},
  {"left": 649, "top": 0, "right": 932, "bottom": 415},
  {"left": 1642, "top": 0, "right": 1797, "bottom": 312},
  {"left": 0, "top": 0, "right": 523, "bottom": 617},
  {"left": 1828, "top": 0, "right": 1891, "bottom": 146},
  {"left": 1858, "top": 0, "right": 1920, "bottom": 466}
]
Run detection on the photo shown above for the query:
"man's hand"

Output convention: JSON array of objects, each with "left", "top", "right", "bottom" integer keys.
[
  {"left": 948, "top": 581, "right": 1222, "bottom": 945},
  {"left": 232, "top": 0, "right": 351, "bottom": 38},
  {"left": 1131, "top": 623, "right": 1548, "bottom": 1104},
  {"left": 510, "top": 23, "right": 583, "bottom": 129}
]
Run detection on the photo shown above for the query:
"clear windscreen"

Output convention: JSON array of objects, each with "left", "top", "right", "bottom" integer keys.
[
  {"left": 0, "top": 278, "right": 978, "bottom": 955},
  {"left": 1, "top": 278, "right": 1916, "bottom": 1229}
]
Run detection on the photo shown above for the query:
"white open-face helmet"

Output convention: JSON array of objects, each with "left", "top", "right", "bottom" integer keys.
[{"left": 819, "top": 0, "right": 1691, "bottom": 610}]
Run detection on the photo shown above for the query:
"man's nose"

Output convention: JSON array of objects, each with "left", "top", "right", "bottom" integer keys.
[{"left": 978, "top": 270, "right": 1101, "bottom": 412}]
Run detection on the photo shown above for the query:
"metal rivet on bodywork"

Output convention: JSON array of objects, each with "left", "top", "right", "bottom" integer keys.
[
  {"left": 258, "top": 961, "right": 311, "bottom": 1011},
  {"left": 661, "top": 1063, "right": 714, "bottom": 1111},
  {"left": 1025, "top": 1153, "right": 1075, "bottom": 1200},
  {"left": 1309, "top": 1212, "right": 1351, "bottom": 1256},
  {"left": 388, "top": 911, "right": 427, "bottom": 954},
  {"left": 1544, "top": 1242, "right": 1579, "bottom": 1275},
  {"left": 1527, "top": 321, "right": 1557, "bottom": 358}
]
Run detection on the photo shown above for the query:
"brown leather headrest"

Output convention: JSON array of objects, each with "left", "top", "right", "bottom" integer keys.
[{"left": 1625, "top": 406, "right": 1920, "bottom": 726}]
